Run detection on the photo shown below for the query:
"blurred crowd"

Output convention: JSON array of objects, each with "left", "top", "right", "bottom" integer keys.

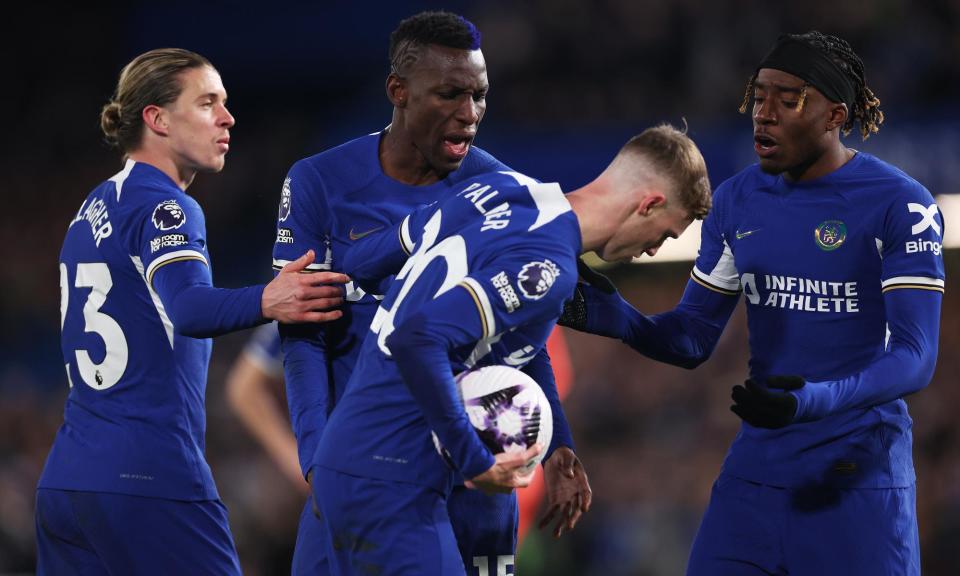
[
  {"left": 472, "top": 0, "right": 960, "bottom": 125},
  {"left": 3, "top": 0, "right": 960, "bottom": 574}
]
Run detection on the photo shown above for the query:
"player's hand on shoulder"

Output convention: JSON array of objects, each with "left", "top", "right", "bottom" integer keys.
[
  {"left": 262, "top": 249, "right": 350, "bottom": 324},
  {"left": 539, "top": 446, "right": 592, "bottom": 538},
  {"left": 558, "top": 257, "right": 620, "bottom": 332},
  {"left": 575, "top": 257, "right": 617, "bottom": 294},
  {"left": 730, "top": 375, "right": 805, "bottom": 429},
  {"left": 465, "top": 443, "right": 543, "bottom": 495}
]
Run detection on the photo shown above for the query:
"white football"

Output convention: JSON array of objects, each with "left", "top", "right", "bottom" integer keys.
[{"left": 456, "top": 364, "right": 553, "bottom": 473}]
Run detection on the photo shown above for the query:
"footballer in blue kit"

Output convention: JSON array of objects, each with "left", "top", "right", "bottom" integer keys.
[
  {"left": 37, "top": 49, "right": 345, "bottom": 575},
  {"left": 560, "top": 33, "right": 942, "bottom": 575},
  {"left": 315, "top": 170, "right": 579, "bottom": 574},
  {"left": 272, "top": 11, "right": 588, "bottom": 575},
  {"left": 271, "top": 131, "right": 515, "bottom": 479},
  {"left": 272, "top": 132, "right": 552, "bottom": 574},
  {"left": 313, "top": 125, "right": 713, "bottom": 574}
]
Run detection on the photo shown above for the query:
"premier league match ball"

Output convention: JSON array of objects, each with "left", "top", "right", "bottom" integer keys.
[{"left": 456, "top": 365, "right": 553, "bottom": 473}]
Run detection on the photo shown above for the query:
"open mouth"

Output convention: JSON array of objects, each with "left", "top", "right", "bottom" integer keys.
[
  {"left": 754, "top": 133, "right": 778, "bottom": 157},
  {"left": 443, "top": 134, "right": 473, "bottom": 160}
]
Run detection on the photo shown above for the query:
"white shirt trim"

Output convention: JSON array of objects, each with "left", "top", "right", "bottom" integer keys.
[
  {"left": 461, "top": 277, "right": 496, "bottom": 339},
  {"left": 881, "top": 276, "right": 944, "bottom": 289},
  {"left": 131, "top": 255, "right": 175, "bottom": 348},
  {"left": 498, "top": 171, "right": 572, "bottom": 232},
  {"left": 693, "top": 240, "right": 740, "bottom": 291},
  {"left": 110, "top": 159, "right": 136, "bottom": 202},
  {"left": 146, "top": 249, "right": 208, "bottom": 285},
  {"left": 271, "top": 258, "right": 331, "bottom": 272}
]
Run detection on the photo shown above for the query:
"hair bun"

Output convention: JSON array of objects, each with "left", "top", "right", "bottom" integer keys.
[{"left": 100, "top": 101, "right": 123, "bottom": 145}]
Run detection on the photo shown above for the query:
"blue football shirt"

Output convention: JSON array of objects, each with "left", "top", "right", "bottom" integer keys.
[
  {"left": 315, "top": 170, "right": 581, "bottom": 493},
  {"left": 693, "top": 152, "right": 944, "bottom": 488},
  {"left": 270, "top": 130, "right": 512, "bottom": 475},
  {"left": 41, "top": 160, "right": 221, "bottom": 500}
]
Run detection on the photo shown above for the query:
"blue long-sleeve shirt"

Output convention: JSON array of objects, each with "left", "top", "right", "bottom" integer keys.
[
  {"left": 270, "top": 131, "right": 514, "bottom": 477},
  {"left": 317, "top": 171, "right": 581, "bottom": 493},
  {"left": 41, "top": 160, "right": 267, "bottom": 501},
  {"left": 581, "top": 153, "right": 944, "bottom": 489},
  {"left": 343, "top": 189, "right": 575, "bottom": 460}
]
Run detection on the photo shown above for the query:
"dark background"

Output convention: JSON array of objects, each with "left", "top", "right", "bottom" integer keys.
[{"left": 2, "top": 1, "right": 959, "bottom": 574}]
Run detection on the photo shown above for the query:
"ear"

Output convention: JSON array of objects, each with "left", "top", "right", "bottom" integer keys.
[
  {"left": 637, "top": 191, "right": 666, "bottom": 216},
  {"left": 142, "top": 104, "right": 169, "bottom": 137},
  {"left": 825, "top": 102, "right": 848, "bottom": 132},
  {"left": 386, "top": 73, "right": 408, "bottom": 108}
]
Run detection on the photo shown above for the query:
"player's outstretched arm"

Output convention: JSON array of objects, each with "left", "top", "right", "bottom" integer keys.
[
  {"left": 557, "top": 258, "right": 627, "bottom": 337},
  {"left": 263, "top": 249, "right": 349, "bottom": 324},
  {"left": 149, "top": 250, "right": 347, "bottom": 338},
  {"left": 560, "top": 258, "right": 738, "bottom": 369},
  {"left": 150, "top": 260, "right": 268, "bottom": 338},
  {"left": 730, "top": 289, "right": 942, "bottom": 428},
  {"left": 466, "top": 444, "right": 543, "bottom": 495}
]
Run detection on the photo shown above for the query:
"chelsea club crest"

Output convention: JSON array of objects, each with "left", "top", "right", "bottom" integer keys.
[{"left": 814, "top": 220, "right": 847, "bottom": 251}]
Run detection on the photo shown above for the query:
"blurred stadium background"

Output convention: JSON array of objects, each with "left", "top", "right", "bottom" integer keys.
[{"left": 3, "top": 1, "right": 959, "bottom": 574}]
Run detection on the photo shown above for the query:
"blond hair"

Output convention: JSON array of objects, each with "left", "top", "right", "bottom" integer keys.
[
  {"left": 615, "top": 123, "right": 712, "bottom": 219},
  {"left": 100, "top": 48, "right": 213, "bottom": 154}
]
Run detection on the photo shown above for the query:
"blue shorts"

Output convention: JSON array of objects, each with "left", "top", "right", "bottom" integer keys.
[
  {"left": 35, "top": 488, "right": 240, "bottom": 576},
  {"left": 292, "top": 492, "right": 330, "bottom": 575},
  {"left": 687, "top": 474, "right": 920, "bottom": 576},
  {"left": 313, "top": 467, "right": 463, "bottom": 576},
  {"left": 448, "top": 485, "right": 517, "bottom": 576}
]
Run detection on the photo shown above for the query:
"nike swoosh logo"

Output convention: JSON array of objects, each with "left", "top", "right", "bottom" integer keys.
[
  {"left": 735, "top": 229, "right": 760, "bottom": 240},
  {"left": 348, "top": 226, "right": 384, "bottom": 241}
]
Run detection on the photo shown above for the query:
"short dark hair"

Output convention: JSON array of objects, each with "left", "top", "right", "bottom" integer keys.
[
  {"left": 389, "top": 11, "right": 481, "bottom": 76},
  {"left": 739, "top": 31, "right": 884, "bottom": 140}
]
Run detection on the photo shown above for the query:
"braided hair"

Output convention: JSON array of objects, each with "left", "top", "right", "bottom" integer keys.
[{"left": 739, "top": 31, "right": 884, "bottom": 140}]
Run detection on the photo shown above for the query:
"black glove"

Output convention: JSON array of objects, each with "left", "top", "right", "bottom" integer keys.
[
  {"left": 730, "top": 376, "right": 804, "bottom": 429},
  {"left": 558, "top": 258, "right": 617, "bottom": 331}
]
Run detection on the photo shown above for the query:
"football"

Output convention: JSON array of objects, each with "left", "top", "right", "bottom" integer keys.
[{"left": 456, "top": 364, "right": 553, "bottom": 473}]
